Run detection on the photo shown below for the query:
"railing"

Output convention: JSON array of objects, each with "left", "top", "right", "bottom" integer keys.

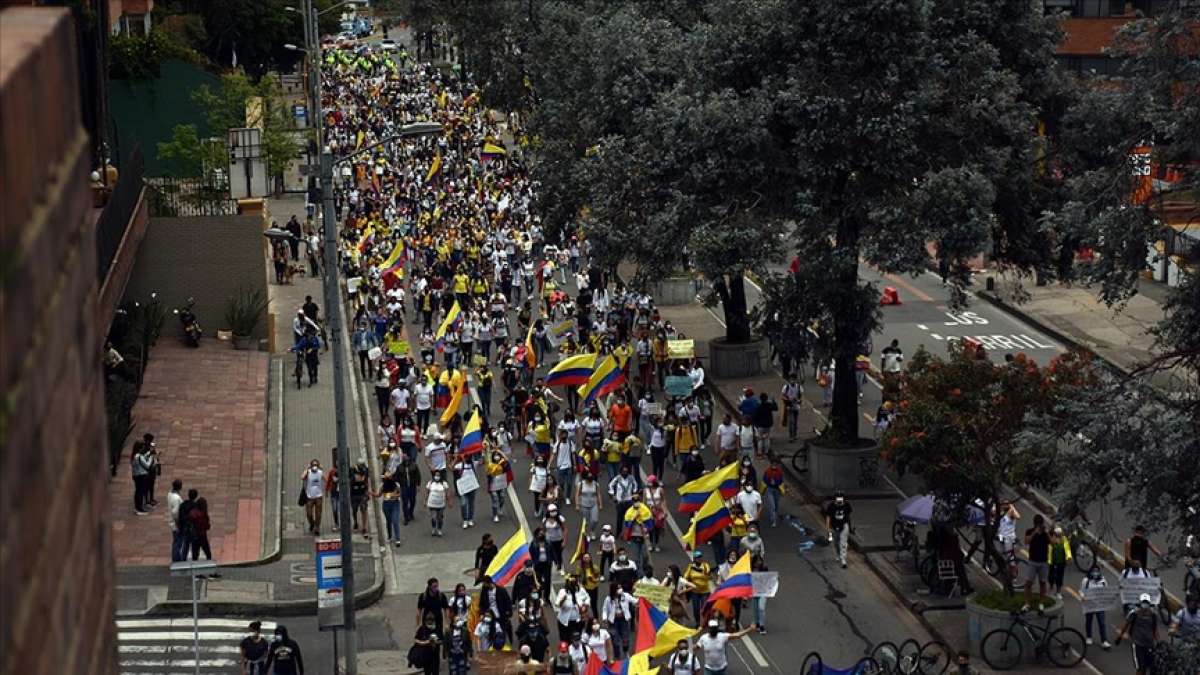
[
  {"left": 95, "top": 145, "right": 146, "bottom": 282},
  {"left": 145, "top": 176, "right": 239, "bottom": 217}
]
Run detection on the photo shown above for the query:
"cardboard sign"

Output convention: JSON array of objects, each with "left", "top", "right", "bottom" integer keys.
[
  {"left": 1081, "top": 585, "right": 1121, "bottom": 614},
  {"left": 1118, "top": 575, "right": 1162, "bottom": 605},
  {"left": 633, "top": 581, "right": 672, "bottom": 610},
  {"left": 751, "top": 572, "right": 779, "bottom": 598},
  {"left": 665, "top": 376, "right": 693, "bottom": 398},
  {"left": 667, "top": 339, "right": 694, "bottom": 360},
  {"left": 456, "top": 470, "right": 480, "bottom": 495},
  {"left": 347, "top": 276, "right": 362, "bottom": 294}
]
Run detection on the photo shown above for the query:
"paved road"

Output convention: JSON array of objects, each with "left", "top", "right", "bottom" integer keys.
[{"left": 117, "top": 615, "right": 333, "bottom": 674}]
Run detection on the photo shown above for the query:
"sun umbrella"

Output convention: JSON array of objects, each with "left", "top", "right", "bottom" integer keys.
[{"left": 896, "top": 494, "right": 984, "bottom": 525}]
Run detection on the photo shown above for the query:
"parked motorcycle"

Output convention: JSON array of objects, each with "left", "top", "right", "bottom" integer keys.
[{"left": 174, "top": 298, "right": 202, "bottom": 347}]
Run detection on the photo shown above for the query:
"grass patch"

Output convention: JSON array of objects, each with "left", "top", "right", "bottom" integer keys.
[{"left": 971, "top": 589, "right": 1027, "bottom": 613}]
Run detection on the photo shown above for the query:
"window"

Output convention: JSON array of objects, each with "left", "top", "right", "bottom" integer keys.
[{"left": 1072, "top": 0, "right": 1126, "bottom": 16}]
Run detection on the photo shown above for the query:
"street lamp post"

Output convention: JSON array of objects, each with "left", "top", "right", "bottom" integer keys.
[{"left": 318, "top": 122, "right": 442, "bottom": 675}]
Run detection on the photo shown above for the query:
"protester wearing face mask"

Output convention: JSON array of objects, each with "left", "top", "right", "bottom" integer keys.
[
  {"left": 566, "top": 632, "right": 591, "bottom": 673},
  {"left": 446, "top": 619, "right": 473, "bottom": 675},
  {"left": 668, "top": 638, "right": 701, "bottom": 675},
  {"left": 300, "top": 460, "right": 325, "bottom": 535},
  {"left": 741, "top": 524, "right": 765, "bottom": 561},
  {"left": 734, "top": 481, "right": 763, "bottom": 523},
  {"left": 1079, "top": 567, "right": 1112, "bottom": 649},
  {"left": 409, "top": 613, "right": 444, "bottom": 675},
  {"left": 684, "top": 550, "right": 714, "bottom": 625},
  {"left": 240, "top": 621, "right": 269, "bottom": 675},
  {"left": 554, "top": 575, "right": 592, "bottom": 643},
  {"left": 516, "top": 609, "right": 550, "bottom": 662},
  {"left": 550, "top": 641, "right": 574, "bottom": 674},
  {"left": 825, "top": 491, "right": 853, "bottom": 568},
  {"left": 265, "top": 624, "right": 304, "bottom": 675},
  {"left": 697, "top": 619, "right": 756, "bottom": 675},
  {"left": 583, "top": 619, "right": 614, "bottom": 664},
  {"left": 1115, "top": 593, "right": 1160, "bottom": 675},
  {"left": 608, "top": 547, "right": 639, "bottom": 593}
]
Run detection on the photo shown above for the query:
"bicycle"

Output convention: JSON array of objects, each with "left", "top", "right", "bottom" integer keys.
[
  {"left": 800, "top": 651, "right": 882, "bottom": 675},
  {"left": 792, "top": 433, "right": 820, "bottom": 474},
  {"left": 894, "top": 638, "right": 951, "bottom": 675},
  {"left": 893, "top": 519, "right": 919, "bottom": 567},
  {"left": 980, "top": 610, "right": 1087, "bottom": 670}
]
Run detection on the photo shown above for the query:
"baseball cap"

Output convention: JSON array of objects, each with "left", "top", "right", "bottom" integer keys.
[
  {"left": 707, "top": 619, "right": 720, "bottom": 628},
  {"left": 1139, "top": 593, "right": 1152, "bottom": 604}
]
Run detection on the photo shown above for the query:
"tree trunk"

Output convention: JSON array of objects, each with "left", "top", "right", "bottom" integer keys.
[
  {"left": 716, "top": 274, "right": 752, "bottom": 343},
  {"left": 831, "top": 216, "right": 862, "bottom": 444}
]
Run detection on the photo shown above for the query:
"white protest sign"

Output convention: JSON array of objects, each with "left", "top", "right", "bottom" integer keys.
[
  {"left": 1118, "top": 575, "right": 1162, "bottom": 606},
  {"left": 1081, "top": 585, "right": 1121, "bottom": 614},
  {"left": 751, "top": 572, "right": 778, "bottom": 598}
]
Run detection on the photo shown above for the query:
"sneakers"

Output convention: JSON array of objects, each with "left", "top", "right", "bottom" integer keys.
[
  {"left": 1020, "top": 604, "right": 1031, "bottom": 613},
  {"left": 565, "top": 498, "right": 572, "bottom": 506},
  {"left": 841, "top": 561, "right": 847, "bottom": 569},
  {"left": 1085, "top": 638, "right": 1093, "bottom": 646},
  {"left": 757, "top": 626, "right": 767, "bottom": 635},
  {"left": 1038, "top": 602, "right": 1045, "bottom": 613},
  {"left": 493, "top": 515, "right": 500, "bottom": 523},
  {"left": 468, "top": 520, "right": 475, "bottom": 527},
  {"left": 134, "top": 510, "right": 149, "bottom": 516},
  {"left": 463, "top": 522, "right": 470, "bottom": 529},
  {"left": 1102, "top": 641, "right": 1111, "bottom": 650}
]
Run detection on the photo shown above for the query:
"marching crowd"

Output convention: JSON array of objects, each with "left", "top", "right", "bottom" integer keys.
[{"left": 269, "top": 35, "right": 799, "bottom": 675}]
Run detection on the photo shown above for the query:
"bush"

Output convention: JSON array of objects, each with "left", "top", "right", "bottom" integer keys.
[
  {"left": 970, "top": 589, "right": 1029, "bottom": 614},
  {"left": 225, "top": 285, "right": 268, "bottom": 337}
]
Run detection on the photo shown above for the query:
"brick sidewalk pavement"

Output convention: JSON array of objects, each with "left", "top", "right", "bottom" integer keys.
[{"left": 108, "top": 342, "right": 268, "bottom": 566}]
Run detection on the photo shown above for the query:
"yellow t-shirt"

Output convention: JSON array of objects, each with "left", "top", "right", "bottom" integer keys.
[
  {"left": 684, "top": 562, "right": 711, "bottom": 594},
  {"left": 602, "top": 438, "right": 623, "bottom": 464},
  {"left": 453, "top": 273, "right": 470, "bottom": 294}
]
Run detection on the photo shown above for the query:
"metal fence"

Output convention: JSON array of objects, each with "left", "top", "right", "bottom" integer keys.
[
  {"left": 96, "top": 145, "right": 145, "bottom": 282},
  {"left": 146, "top": 175, "right": 239, "bottom": 217}
]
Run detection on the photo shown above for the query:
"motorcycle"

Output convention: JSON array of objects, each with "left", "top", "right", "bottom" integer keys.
[{"left": 174, "top": 298, "right": 202, "bottom": 347}]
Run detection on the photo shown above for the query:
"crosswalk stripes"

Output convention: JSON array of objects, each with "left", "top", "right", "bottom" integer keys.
[{"left": 116, "top": 618, "right": 276, "bottom": 674}]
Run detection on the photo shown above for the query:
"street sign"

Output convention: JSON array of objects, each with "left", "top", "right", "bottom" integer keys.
[
  {"left": 316, "top": 539, "right": 345, "bottom": 629},
  {"left": 169, "top": 560, "right": 219, "bottom": 577},
  {"left": 293, "top": 104, "right": 307, "bottom": 118}
]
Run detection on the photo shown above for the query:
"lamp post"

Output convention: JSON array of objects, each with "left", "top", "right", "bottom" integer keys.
[{"left": 318, "top": 122, "right": 442, "bottom": 675}]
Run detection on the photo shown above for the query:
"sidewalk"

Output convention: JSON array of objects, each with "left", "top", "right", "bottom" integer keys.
[
  {"left": 108, "top": 342, "right": 269, "bottom": 567},
  {"left": 977, "top": 271, "right": 1185, "bottom": 391},
  {"left": 114, "top": 195, "right": 381, "bottom": 616}
]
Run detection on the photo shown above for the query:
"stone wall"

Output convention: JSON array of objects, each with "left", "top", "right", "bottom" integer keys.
[
  {"left": 123, "top": 215, "right": 270, "bottom": 339},
  {"left": 0, "top": 8, "right": 119, "bottom": 675}
]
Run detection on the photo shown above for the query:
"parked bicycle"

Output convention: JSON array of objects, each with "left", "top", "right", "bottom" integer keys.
[
  {"left": 980, "top": 610, "right": 1087, "bottom": 670},
  {"left": 893, "top": 519, "right": 919, "bottom": 566},
  {"left": 894, "top": 638, "right": 951, "bottom": 675},
  {"left": 800, "top": 651, "right": 883, "bottom": 675}
]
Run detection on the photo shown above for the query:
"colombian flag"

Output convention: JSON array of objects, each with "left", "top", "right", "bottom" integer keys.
[
  {"left": 434, "top": 300, "right": 462, "bottom": 349},
  {"left": 440, "top": 369, "right": 466, "bottom": 426},
  {"left": 569, "top": 518, "right": 589, "bottom": 565},
  {"left": 704, "top": 552, "right": 754, "bottom": 614},
  {"left": 621, "top": 502, "right": 654, "bottom": 542},
  {"left": 576, "top": 354, "right": 624, "bottom": 407},
  {"left": 425, "top": 151, "right": 442, "bottom": 183},
  {"left": 634, "top": 597, "right": 696, "bottom": 658},
  {"left": 677, "top": 462, "right": 740, "bottom": 514},
  {"left": 545, "top": 353, "right": 595, "bottom": 387},
  {"left": 356, "top": 226, "right": 375, "bottom": 254},
  {"left": 376, "top": 240, "right": 405, "bottom": 279},
  {"left": 459, "top": 408, "right": 483, "bottom": 456},
  {"left": 484, "top": 529, "right": 531, "bottom": 587},
  {"left": 523, "top": 322, "right": 537, "bottom": 369},
  {"left": 681, "top": 490, "right": 731, "bottom": 549},
  {"left": 583, "top": 651, "right": 655, "bottom": 675}
]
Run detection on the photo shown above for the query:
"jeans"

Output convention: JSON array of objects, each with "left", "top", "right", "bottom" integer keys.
[
  {"left": 785, "top": 406, "right": 800, "bottom": 438},
  {"left": 490, "top": 490, "right": 506, "bottom": 517},
  {"left": 610, "top": 616, "right": 630, "bottom": 659},
  {"left": 651, "top": 447, "right": 667, "bottom": 479},
  {"left": 1084, "top": 611, "right": 1108, "bottom": 641},
  {"left": 401, "top": 486, "right": 417, "bottom": 522},
  {"left": 754, "top": 597, "right": 767, "bottom": 627},
  {"left": 430, "top": 507, "right": 445, "bottom": 532},
  {"left": 606, "top": 461, "right": 621, "bottom": 482},
  {"left": 764, "top": 487, "right": 782, "bottom": 526},
  {"left": 690, "top": 593, "right": 709, "bottom": 625},
  {"left": 479, "top": 388, "right": 491, "bottom": 420},
  {"left": 556, "top": 468, "right": 574, "bottom": 502},
  {"left": 382, "top": 499, "right": 402, "bottom": 542},
  {"left": 330, "top": 491, "right": 340, "bottom": 527},
  {"left": 460, "top": 491, "right": 476, "bottom": 522},
  {"left": 833, "top": 526, "right": 849, "bottom": 564},
  {"left": 171, "top": 530, "right": 187, "bottom": 562},
  {"left": 416, "top": 408, "right": 431, "bottom": 432},
  {"left": 133, "top": 474, "right": 149, "bottom": 512}
]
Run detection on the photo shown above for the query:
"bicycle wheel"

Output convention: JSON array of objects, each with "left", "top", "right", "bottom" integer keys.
[
  {"left": 800, "top": 652, "right": 823, "bottom": 675},
  {"left": 870, "top": 641, "right": 900, "bottom": 674},
  {"left": 1045, "top": 627, "right": 1086, "bottom": 668},
  {"left": 897, "top": 639, "right": 922, "bottom": 675},
  {"left": 916, "top": 640, "right": 950, "bottom": 675},
  {"left": 1072, "top": 540, "right": 1096, "bottom": 574},
  {"left": 294, "top": 360, "right": 303, "bottom": 389},
  {"left": 920, "top": 556, "right": 937, "bottom": 589},
  {"left": 792, "top": 445, "right": 809, "bottom": 473},
  {"left": 1157, "top": 602, "right": 1173, "bottom": 628},
  {"left": 980, "top": 628, "right": 1022, "bottom": 670},
  {"left": 983, "top": 551, "right": 1000, "bottom": 577},
  {"left": 853, "top": 657, "right": 882, "bottom": 675}
]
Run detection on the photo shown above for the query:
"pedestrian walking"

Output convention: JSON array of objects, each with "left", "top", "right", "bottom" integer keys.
[
  {"left": 373, "top": 468, "right": 403, "bottom": 546},
  {"left": 167, "top": 479, "right": 186, "bottom": 562},
  {"left": 762, "top": 458, "right": 784, "bottom": 527},
  {"left": 240, "top": 621, "right": 269, "bottom": 675},
  {"left": 300, "top": 460, "right": 325, "bottom": 535},
  {"left": 696, "top": 619, "right": 756, "bottom": 675},
  {"left": 265, "top": 624, "right": 304, "bottom": 675},
  {"left": 426, "top": 469, "right": 452, "bottom": 536},
  {"left": 187, "top": 497, "right": 213, "bottom": 561},
  {"left": 825, "top": 490, "right": 852, "bottom": 568}
]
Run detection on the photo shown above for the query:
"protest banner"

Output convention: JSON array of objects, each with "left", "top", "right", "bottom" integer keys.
[
  {"left": 751, "top": 572, "right": 779, "bottom": 598},
  {"left": 665, "top": 376, "right": 693, "bottom": 398},
  {"left": 1118, "top": 575, "right": 1162, "bottom": 606},
  {"left": 634, "top": 581, "right": 672, "bottom": 610},
  {"left": 667, "top": 339, "right": 694, "bottom": 360},
  {"left": 1081, "top": 585, "right": 1121, "bottom": 614}
]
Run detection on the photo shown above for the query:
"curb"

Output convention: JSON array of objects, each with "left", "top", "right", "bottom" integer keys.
[
  {"left": 225, "top": 355, "right": 285, "bottom": 569},
  {"left": 138, "top": 580, "right": 387, "bottom": 618}
]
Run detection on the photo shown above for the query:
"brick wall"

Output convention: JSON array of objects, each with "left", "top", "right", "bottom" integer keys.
[
  {"left": 0, "top": 8, "right": 119, "bottom": 675},
  {"left": 123, "top": 215, "right": 271, "bottom": 339}
]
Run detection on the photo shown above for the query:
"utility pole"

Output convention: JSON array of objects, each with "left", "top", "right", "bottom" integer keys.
[{"left": 319, "top": 148, "right": 357, "bottom": 675}]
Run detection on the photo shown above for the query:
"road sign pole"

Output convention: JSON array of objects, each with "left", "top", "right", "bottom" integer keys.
[
  {"left": 192, "top": 573, "right": 199, "bottom": 675},
  {"left": 320, "top": 149, "right": 357, "bottom": 674}
]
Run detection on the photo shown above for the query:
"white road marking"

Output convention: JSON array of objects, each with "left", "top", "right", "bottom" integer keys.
[
  {"left": 916, "top": 324, "right": 928, "bottom": 330},
  {"left": 118, "top": 644, "right": 240, "bottom": 654},
  {"left": 118, "top": 632, "right": 250, "bottom": 641},
  {"left": 116, "top": 619, "right": 275, "bottom": 630},
  {"left": 119, "top": 659, "right": 239, "bottom": 668}
]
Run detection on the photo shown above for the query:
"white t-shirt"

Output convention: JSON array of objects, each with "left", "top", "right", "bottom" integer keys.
[
  {"left": 553, "top": 440, "right": 575, "bottom": 471},
  {"left": 716, "top": 423, "right": 738, "bottom": 450},
  {"left": 735, "top": 489, "right": 763, "bottom": 521},
  {"left": 555, "top": 588, "right": 590, "bottom": 624},
  {"left": 425, "top": 442, "right": 448, "bottom": 471},
  {"left": 738, "top": 425, "right": 755, "bottom": 449},
  {"left": 304, "top": 468, "right": 325, "bottom": 499},
  {"left": 698, "top": 633, "right": 731, "bottom": 671},
  {"left": 669, "top": 651, "right": 700, "bottom": 675},
  {"left": 426, "top": 481, "right": 448, "bottom": 508},
  {"left": 390, "top": 387, "right": 411, "bottom": 411},
  {"left": 585, "top": 629, "right": 611, "bottom": 662},
  {"left": 414, "top": 384, "right": 434, "bottom": 410}
]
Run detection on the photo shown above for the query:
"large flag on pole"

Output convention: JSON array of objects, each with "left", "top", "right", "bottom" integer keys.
[
  {"left": 569, "top": 518, "right": 589, "bottom": 565},
  {"left": 634, "top": 597, "right": 696, "bottom": 658},
  {"left": 546, "top": 353, "right": 595, "bottom": 388},
  {"left": 680, "top": 490, "right": 732, "bottom": 549},
  {"left": 484, "top": 529, "right": 531, "bottom": 587},
  {"left": 459, "top": 409, "right": 483, "bottom": 456},
  {"left": 440, "top": 370, "right": 466, "bottom": 426},
  {"left": 376, "top": 240, "right": 405, "bottom": 279},
  {"left": 425, "top": 151, "right": 443, "bottom": 183},
  {"left": 676, "top": 462, "right": 740, "bottom": 514},
  {"left": 434, "top": 301, "right": 462, "bottom": 350},
  {"left": 703, "top": 552, "right": 754, "bottom": 614},
  {"left": 523, "top": 322, "right": 538, "bottom": 369},
  {"left": 576, "top": 353, "right": 624, "bottom": 407}
]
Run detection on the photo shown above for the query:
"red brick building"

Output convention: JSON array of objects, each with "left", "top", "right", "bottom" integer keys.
[{"left": 1048, "top": 0, "right": 1178, "bottom": 73}]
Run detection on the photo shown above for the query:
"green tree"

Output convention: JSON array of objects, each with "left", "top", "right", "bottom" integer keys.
[
  {"left": 884, "top": 347, "right": 1096, "bottom": 592},
  {"left": 156, "top": 123, "right": 225, "bottom": 179}
]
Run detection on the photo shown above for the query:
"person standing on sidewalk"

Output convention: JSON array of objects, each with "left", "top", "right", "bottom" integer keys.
[
  {"left": 143, "top": 433, "right": 160, "bottom": 506},
  {"left": 825, "top": 491, "right": 853, "bottom": 568},
  {"left": 130, "top": 441, "right": 152, "bottom": 515},
  {"left": 167, "top": 479, "right": 185, "bottom": 562},
  {"left": 301, "top": 460, "right": 325, "bottom": 535},
  {"left": 780, "top": 377, "right": 802, "bottom": 441},
  {"left": 187, "top": 497, "right": 213, "bottom": 561}
]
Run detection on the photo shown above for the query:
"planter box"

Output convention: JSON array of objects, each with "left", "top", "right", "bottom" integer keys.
[
  {"left": 232, "top": 334, "right": 254, "bottom": 350},
  {"left": 806, "top": 439, "right": 881, "bottom": 495},
  {"left": 652, "top": 276, "right": 697, "bottom": 306},
  {"left": 708, "top": 337, "right": 768, "bottom": 378},
  {"left": 966, "top": 593, "right": 1064, "bottom": 659}
]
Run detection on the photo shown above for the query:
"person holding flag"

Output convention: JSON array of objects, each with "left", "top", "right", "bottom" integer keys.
[
  {"left": 634, "top": 597, "right": 697, "bottom": 659},
  {"left": 577, "top": 353, "right": 626, "bottom": 410},
  {"left": 677, "top": 462, "right": 740, "bottom": 515},
  {"left": 621, "top": 492, "right": 655, "bottom": 571}
]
